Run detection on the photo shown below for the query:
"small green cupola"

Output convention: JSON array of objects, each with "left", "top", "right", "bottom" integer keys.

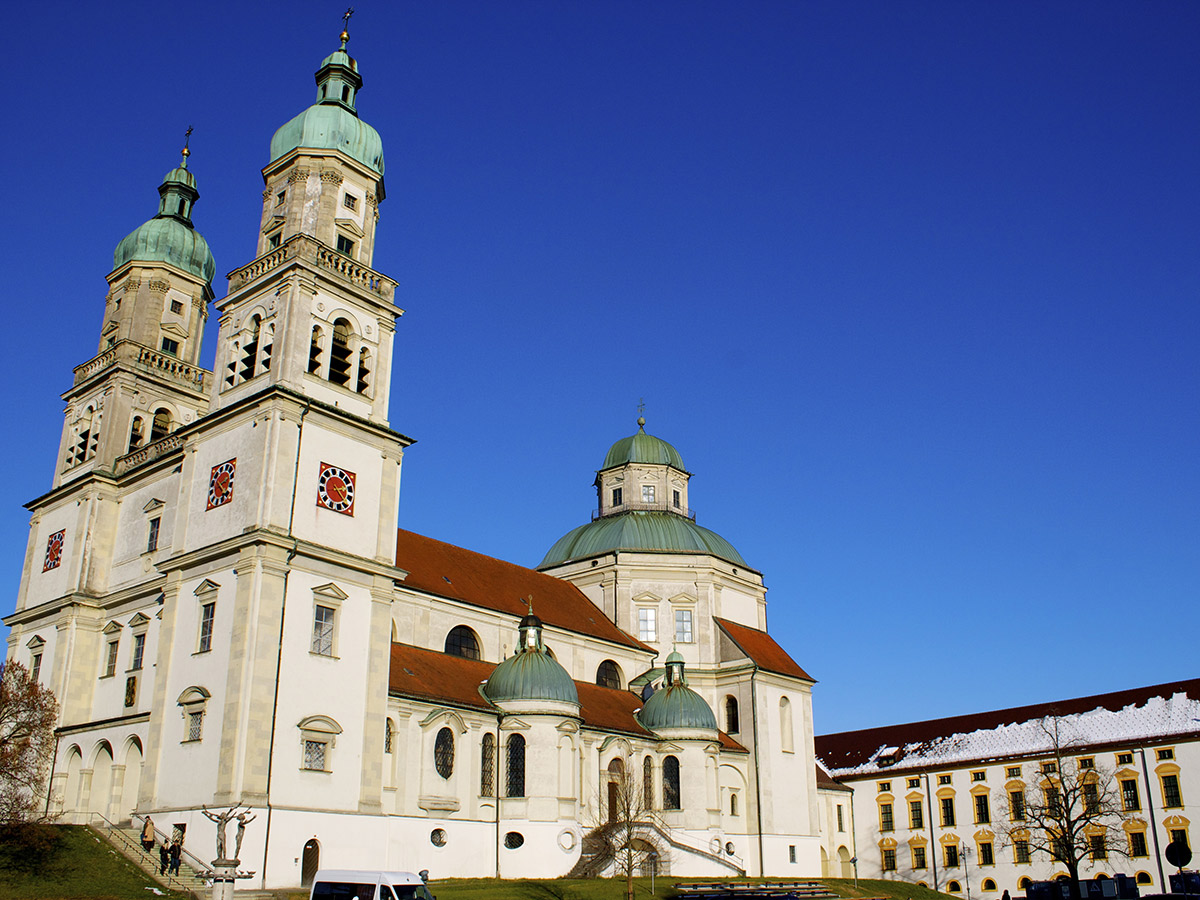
[
  {"left": 112, "top": 145, "right": 215, "bottom": 283},
  {"left": 638, "top": 651, "right": 717, "bottom": 733},
  {"left": 484, "top": 613, "right": 580, "bottom": 706}
]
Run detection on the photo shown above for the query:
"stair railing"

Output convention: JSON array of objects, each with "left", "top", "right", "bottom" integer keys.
[{"left": 129, "top": 811, "right": 214, "bottom": 878}]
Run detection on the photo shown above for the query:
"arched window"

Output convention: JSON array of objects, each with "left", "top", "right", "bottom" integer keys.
[
  {"left": 779, "top": 696, "right": 794, "bottom": 752},
  {"left": 643, "top": 756, "right": 654, "bottom": 809},
  {"left": 730, "top": 793, "right": 738, "bottom": 816},
  {"left": 150, "top": 408, "right": 172, "bottom": 443},
  {"left": 328, "top": 318, "right": 353, "bottom": 386},
  {"left": 982, "top": 879, "right": 996, "bottom": 892},
  {"left": 725, "top": 696, "right": 740, "bottom": 734},
  {"left": 128, "top": 416, "right": 144, "bottom": 453},
  {"left": 481, "top": 733, "right": 495, "bottom": 797},
  {"left": 261, "top": 323, "right": 274, "bottom": 371},
  {"left": 434, "top": 727, "right": 454, "bottom": 779},
  {"left": 72, "top": 407, "right": 97, "bottom": 464},
  {"left": 384, "top": 718, "right": 393, "bottom": 754},
  {"left": 444, "top": 626, "right": 481, "bottom": 660},
  {"left": 239, "top": 315, "right": 261, "bottom": 381},
  {"left": 356, "top": 348, "right": 370, "bottom": 394},
  {"left": 948, "top": 882, "right": 962, "bottom": 893},
  {"left": 308, "top": 326, "right": 324, "bottom": 375},
  {"left": 596, "top": 660, "right": 622, "bottom": 690},
  {"left": 506, "top": 733, "right": 525, "bottom": 798},
  {"left": 663, "top": 755, "right": 681, "bottom": 810},
  {"left": 1135, "top": 873, "right": 1152, "bottom": 885}
]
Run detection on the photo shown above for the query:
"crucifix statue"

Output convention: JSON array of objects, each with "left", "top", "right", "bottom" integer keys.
[{"left": 201, "top": 805, "right": 238, "bottom": 861}]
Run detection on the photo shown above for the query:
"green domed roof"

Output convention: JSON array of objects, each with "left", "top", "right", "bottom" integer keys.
[
  {"left": 270, "top": 103, "right": 385, "bottom": 176},
  {"left": 269, "top": 44, "right": 384, "bottom": 178},
  {"left": 539, "top": 511, "right": 748, "bottom": 569},
  {"left": 112, "top": 161, "right": 214, "bottom": 282},
  {"left": 638, "top": 657, "right": 716, "bottom": 732},
  {"left": 484, "top": 615, "right": 579, "bottom": 705},
  {"left": 602, "top": 418, "right": 686, "bottom": 471}
]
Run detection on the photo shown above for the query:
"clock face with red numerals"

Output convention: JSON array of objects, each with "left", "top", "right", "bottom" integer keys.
[
  {"left": 316, "top": 463, "right": 356, "bottom": 515},
  {"left": 207, "top": 459, "right": 237, "bottom": 510},
  {"left": 43, "top": 530, "right": 64, "bottom": 572}
]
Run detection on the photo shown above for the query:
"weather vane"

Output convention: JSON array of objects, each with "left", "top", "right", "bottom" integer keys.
[
  {"left": 181, "top": 126, "right": 194, "bottom": 166},
  {"left": 340, "top": 7, "right": 355, "bottom": 47}
]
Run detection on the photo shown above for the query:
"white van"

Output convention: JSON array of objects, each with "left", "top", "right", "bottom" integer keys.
[{"left": 308, "top": 869, "right": 435, "bottom": 900}]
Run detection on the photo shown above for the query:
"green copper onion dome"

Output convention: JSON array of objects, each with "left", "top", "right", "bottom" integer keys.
[
  {"left": 112, "top": 154, "right": 215, "bottom": 283},
  {"left": 484, "top": 614, "right": 579, "bottom": 705},
  {"left": 638, "top": 652, "right": 716, "bottom": 732},
  {"left": 539, "top": 512, "right": 747, "bottom": 568},
  {"left": 269, "top": 35, "right": 385, "bottom": 185},
  {"left": 601, "top": 417, "right": 686, "bottom": 471}
]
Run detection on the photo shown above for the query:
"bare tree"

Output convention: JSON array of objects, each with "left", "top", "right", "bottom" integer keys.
[
  {"left": 580, "top": 756, "right": 663, "bottom": 900},
  {"left": 0, "top": 660, "right": 59, "bottom": 825},
  {"left": 993, "top": 716, "right": 1128, "bottom": 895}
]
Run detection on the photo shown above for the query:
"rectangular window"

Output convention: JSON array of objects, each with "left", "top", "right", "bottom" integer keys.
[
  {"left": 336, "top": 234, "right": 355, "bottom": 256},
  {"left": 343, "top": 193, "right": 358, "bottom": 210},
  {"left": 311, "top": 605, "right": 335, "bottom": 656},
  {"left": 878, "top": 781, "right": 891, "bottom": 792},
  {"left": 612, "top": 487, "right": 623, "bottom": 506},
  {"left": 1084, "top": 782, "right": 1100, "bottom": 813},
  {"left": 913, "top": 846, "right": 927, "bottom": 869},
  {"left": 637, "top": 607, "right": 656, "bottom": 642},
  {"left": 130, "top": 632, "right": 145, "bottom": 671},
  {"left": 971, "top": 771, "right": 986, "bottom": 782},
  {"left": 187, "top": 710, "right": 204, "bottom": 742},
  {"left": 941, "top": 797, "right": 956, "bottom": 827},
  {"left": 170, "top": 299, "right": 184, "bottom": 314},
  {"left": 1162, "top": 774, "right": 1182, "bottom": 808},
  {"left": 160, "top": 337, "right": 179, "bottom": 356},
  {"left": 104, "top": 639, "right": 119, "bottom": 677},
  {"left": 675, "top": 609, "right": 693, "bottom": 643},
  {"left": 1130, "top": 832, "right": 1148, "bottom": 857},
  {"left": 944, "top": 845, "right": 959, "bottom": 868},
  {"left": 30, "top": 653, "right": 42, "bottom": 683},
  {"left": 1090, "top": 834, "right": 1107, "bottom": 860},
  {"left": 642, "top": 484, "right": 655, "bottom": 503},
  {"left": 788, "top": 845, "right": 796, "bottom": 864},
  {"left": 1118, "top": 752, "right": 1133, "bottom": 765},
  {"left": 907, "top": 777, "right": 921, "bottom": 789},
  {"left": 1015, "top": 840, "right": 1031, "bottom": 864},
  {"left": 268, "top": 231, "right": 282, "bottom": 249},
  {"left": 882, "top": 848, "right": 896, "bottom": 872},
  {"left": 198, "top": 602, "right": 215, "bottom": 653},
  {"left": 1122, "top": 779, "right": 1140, "bottom": 811},
  {"left": 303, "top": 739, "right": 327, "bottom": 771},
  {"left": 1079, "top": 757, "right": 1095, "bottom": 769},
  {"left": 1006, "top": 766, "right": 1022, "bottom": 778},
  {"left": 879, "top": 803, "right": 894, "bottom": 832},
  {"left": 980, "top": 842, "right": 994, "bottom": 866},
  {"left": 910, "top": 800, "right": 923, "bottom": 830},
  {"left": 938, "top": 774, "right": 952, "bottom": 785},
  {"left": 672, "top": 489, "right": 680, "bottom": 508},
  {"left": 975, "top": 793, "right": 990, "bottom": 824},
  {"left": 147, "top": 517, "right": 160, "bottom": 552},
  {"left": 1046, "top": 785, "right": 1062, "bottom": 814},
  {"left": 276, "top": 190, "right": 286, "bottom": 207},
  {"left": 1041, "top": 761, "right": 1058, "bottom": 774},
  {"left": 1169, "top": 828, "right": 1187, "bottom": 848},
  {"left": 1157, "top": 748, "right": 1175, "bottom": 761},
  {"left": 837, "top": 804, "right": 844, "bottom": 832},
  {"left": 1010, "top": 790, "right": 1026, "bottom": 820}
]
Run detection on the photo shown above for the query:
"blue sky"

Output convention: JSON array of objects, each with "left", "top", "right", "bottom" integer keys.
[{"left": 2, "top": 1, "right": 1196, "bottom": 733}]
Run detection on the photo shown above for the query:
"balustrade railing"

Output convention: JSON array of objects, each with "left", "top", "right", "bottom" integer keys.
[
  {"left": 73, "top": 341, "right": 208, "bottom": 390},
  {"left": 227, "top": 233, "right": 396, "bottom": 300},
  {"left": 115, "top": 433, "right": 184, "bottom": 475}
]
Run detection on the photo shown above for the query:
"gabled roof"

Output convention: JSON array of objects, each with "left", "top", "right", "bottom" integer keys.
[
  {"left": 816, "top": 678, "right": 1200, "bottom": 777},
  {"left": 388, "top": 642, "right": 747, "bottom": 749},
  {"left": 714, "top": 617, "right": 815, "bottom": 682},
  {"left": 395, "top": 529, "right": 648, "bottom": 652},
  {"left": 816, "top": 761, "right": 851, "bottom": 792}
]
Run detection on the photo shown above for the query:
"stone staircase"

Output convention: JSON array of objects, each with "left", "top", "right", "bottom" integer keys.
[{"left": 88, "top": 816, "right": 211, "bottom": 895}]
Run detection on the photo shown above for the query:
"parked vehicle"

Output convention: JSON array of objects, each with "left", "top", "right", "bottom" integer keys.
[{"left": 309, "top": 869, "right": 435, "bottom": 900}]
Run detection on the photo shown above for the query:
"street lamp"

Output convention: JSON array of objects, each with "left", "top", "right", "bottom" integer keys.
[{"left": 962, "top": 844, "right": 973, "bottom": 900}]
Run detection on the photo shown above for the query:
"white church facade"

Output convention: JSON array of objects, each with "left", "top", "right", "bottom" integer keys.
[{"left": 2, "top": 29, "right": 840, "bottom": 890}]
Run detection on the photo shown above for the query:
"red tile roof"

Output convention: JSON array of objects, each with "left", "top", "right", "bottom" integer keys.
[
  {"left": 816, "top": 678, "right": 1200, "bottom": 774},
  {"left": 389, "top": 642, "right": 746, "bottom": 749},
  {"left": 714, "top": 617, "right": 815, "bottom": 682},
  {"left": 816, "top": 761, "right": 851, "bottom": 791},
  {"left": 395, "top": 529, "right": 648, "bottom": 651}
]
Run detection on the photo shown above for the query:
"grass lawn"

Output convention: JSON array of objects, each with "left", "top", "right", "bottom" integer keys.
[{"left": 0, "top": 825, "right": 191, "bottom": 900}]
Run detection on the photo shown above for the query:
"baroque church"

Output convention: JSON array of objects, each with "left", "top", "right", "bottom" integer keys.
[{"left": 2, "top": 27, "right": 852, "bottom": 890}]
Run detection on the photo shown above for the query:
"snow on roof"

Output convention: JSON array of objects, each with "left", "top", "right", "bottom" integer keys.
[{"left": 817, "top": 679, "right": 1200, "bottom": 777}]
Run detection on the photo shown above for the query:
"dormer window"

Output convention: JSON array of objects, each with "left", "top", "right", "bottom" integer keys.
[
  {"left": 612, "top": 488, "right": 622, "bottom": 506},
  {"left": 335, "top": 235, "right": 356, "bottom": 257},
  {"left": 642, "top": 484, "right": 655, "bottom": 503},
  {"left": 672, "top": 489, "right": 681, "bottom": 508},
  {"left": 268, "top": 231, "right": 282, "bottom": 250},
  {"left": 343, "top": 194, "right": 358, "bottom": 211}
]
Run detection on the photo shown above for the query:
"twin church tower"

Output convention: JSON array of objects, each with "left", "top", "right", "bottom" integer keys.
[{"left": 6, "top": 23, "right": 831, "bottom": 888}]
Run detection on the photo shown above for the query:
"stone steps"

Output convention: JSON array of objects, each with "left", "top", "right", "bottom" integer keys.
[{"left": 91, "top": 824, "right": 210, "bottom": 894}]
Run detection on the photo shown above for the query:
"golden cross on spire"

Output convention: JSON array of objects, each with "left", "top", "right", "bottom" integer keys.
[
  {"left": 340, "top": 7, "right": 355, "bottom": 46},
  {"left": 180, "top": 126, "right": 194, "bottom": 167},
  {"left": 526, "top": 594, "right": 534, "bottom": 615}
]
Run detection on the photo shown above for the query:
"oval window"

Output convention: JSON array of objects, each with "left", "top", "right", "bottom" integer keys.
[
  {"left": 430, "top": 828, "right": 447, "bottom": 847},
  {"left": 434, "top": 727, "right": 454, "bottom": 779},
  {"left": 504, "top": 831, "right": 524, "bottom": 849}
]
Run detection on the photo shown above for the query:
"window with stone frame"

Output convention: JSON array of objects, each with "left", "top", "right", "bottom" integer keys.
[
  {"left": 434, "top": 727, "right": 454, "bottom": 778},
  {"left": 663, "top": 755, "right": 681, "bottom": 810},
  {"left": 481, "top": 733, "right": 495, "bottom": 797},
  {"left": 505, "top": 733, "right": 525, "bottom": 798}
]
